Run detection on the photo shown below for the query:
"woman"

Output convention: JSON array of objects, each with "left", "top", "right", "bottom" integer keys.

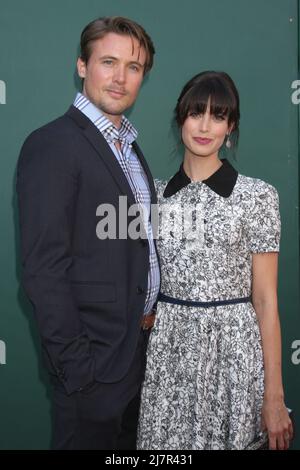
[{"left": 138, "top": 71, "right": 293, "bottom": 450}]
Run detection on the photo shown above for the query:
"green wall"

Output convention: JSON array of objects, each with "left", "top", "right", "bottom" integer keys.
[{"left": 0, "top": 0, "right": 299, "bottom": 450}]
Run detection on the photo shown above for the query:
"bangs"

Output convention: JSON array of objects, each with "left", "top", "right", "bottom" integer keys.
[
  {"left": 187, "top": 88, "right": 230, "bottom": 119},
  {"left": 176, "top": 72, "right": 239, "bottom": 128},
  {"left": 183, "top": 81, "right": 234, "bottom": 120}
]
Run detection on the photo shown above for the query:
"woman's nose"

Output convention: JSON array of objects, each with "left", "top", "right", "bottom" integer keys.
[{"left": 199, "top": 113, "right": 210, "bottom": 132}]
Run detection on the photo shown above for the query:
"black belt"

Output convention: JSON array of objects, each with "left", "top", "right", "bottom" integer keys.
[{"left": 158, "top": 292, "right": 251, "bottom": 308}]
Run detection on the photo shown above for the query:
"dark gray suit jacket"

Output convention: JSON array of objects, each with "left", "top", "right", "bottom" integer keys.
[{"left": 17, "top": 105, "right": 157, "bottom": 394}]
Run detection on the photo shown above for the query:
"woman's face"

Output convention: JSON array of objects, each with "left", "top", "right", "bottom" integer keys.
[{"left": 181, "top": 100, "right": 232, "bottom": 160}]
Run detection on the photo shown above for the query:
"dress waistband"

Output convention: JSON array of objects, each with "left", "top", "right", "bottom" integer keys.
[{"left": 158, "top": 292, "right": 251, "bottom": 308}]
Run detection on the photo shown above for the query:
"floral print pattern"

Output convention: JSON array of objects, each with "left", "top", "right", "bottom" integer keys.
[{"left": 137, "top": 174, "right": 280, "bottom": 450}]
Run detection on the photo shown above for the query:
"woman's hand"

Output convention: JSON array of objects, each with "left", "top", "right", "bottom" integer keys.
[{"left": 261, "top": 398, "right": 293, "bottom": 450}]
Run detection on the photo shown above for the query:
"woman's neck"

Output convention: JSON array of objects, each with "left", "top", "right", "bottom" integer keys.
[{"left": 183, "top": 154, "right": 222, "bottom": 182}]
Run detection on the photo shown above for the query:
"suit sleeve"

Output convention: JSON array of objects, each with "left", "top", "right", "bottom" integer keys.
[{"left": 16, "top": 129, "right": 95, "bottom": 394}]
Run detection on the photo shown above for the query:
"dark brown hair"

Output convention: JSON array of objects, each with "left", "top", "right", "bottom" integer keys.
[
  {"left": 175, "top": 71, "right": 240, "bottom": 146},
  {"left": 80, "top": 16, "right": 155, "bottom": 74}
]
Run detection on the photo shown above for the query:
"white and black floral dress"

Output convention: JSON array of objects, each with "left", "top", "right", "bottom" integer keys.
[{"left": 137, "top": 159, "right": 281, "bottom": 450}]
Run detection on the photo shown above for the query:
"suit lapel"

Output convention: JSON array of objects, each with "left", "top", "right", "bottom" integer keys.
[
  {"left": 65, "top": 105, "right": 156, "bottom": 206},
  {"left": 65, "top": 106, "right": 136, "bottom": 206}
]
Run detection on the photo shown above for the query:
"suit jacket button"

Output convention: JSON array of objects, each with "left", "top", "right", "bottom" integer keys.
[{"left": 136, "top": 286, "right": 144, "bottom": 294}]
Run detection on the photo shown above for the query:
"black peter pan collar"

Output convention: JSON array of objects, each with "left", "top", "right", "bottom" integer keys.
[{"left": 163, "top": 159, "right": 238, "bottom": 198}]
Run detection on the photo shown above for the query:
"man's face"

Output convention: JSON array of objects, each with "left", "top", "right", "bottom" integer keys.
[{"left": 77, "top": 32, "right": 146, "bottom": 127}]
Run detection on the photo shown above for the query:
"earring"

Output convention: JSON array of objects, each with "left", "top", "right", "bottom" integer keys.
[{"left": 225, "top": 134, "right": 231, "bottom": 149}]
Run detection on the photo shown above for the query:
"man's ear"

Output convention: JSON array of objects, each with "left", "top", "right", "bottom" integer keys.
[{"left": 77, "top": 57, "right": 87, "bottom": 79}]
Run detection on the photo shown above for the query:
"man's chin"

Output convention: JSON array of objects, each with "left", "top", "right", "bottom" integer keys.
[{"left": 101, "top": 104, "right": 131, "bottom": 117}]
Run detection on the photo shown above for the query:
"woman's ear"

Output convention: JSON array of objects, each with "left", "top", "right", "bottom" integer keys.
[{"left": 228, "top": 123, "right": 234, "bottom": 134}]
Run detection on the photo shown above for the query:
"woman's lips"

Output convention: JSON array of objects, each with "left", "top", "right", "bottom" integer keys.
[{"left": 193, "top": 137, "right": 213, "bottom": 145}]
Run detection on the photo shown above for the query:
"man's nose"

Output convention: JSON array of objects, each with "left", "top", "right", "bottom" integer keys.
[{"left": 113, "top": 65, "right": 126, "bottom": 84}]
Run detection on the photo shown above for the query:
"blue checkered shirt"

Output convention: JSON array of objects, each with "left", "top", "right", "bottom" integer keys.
[{"left": 74, "top": 93, "right": 160, "bottom": 314}]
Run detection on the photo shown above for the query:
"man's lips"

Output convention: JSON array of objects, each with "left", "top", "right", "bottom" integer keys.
[
  {"left": 193, "top": 137, "right": 213, "bottom": 145},
  {"left": 106, "top": 89, "right": 127, "bottom": 98}
]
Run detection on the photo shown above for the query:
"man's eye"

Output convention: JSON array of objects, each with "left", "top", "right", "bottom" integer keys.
[
  {"left": 103, "top": 60, "right": 113, "bottom": 65},
  {"left": 130, "top": 65, "right": 139, "bottom": 72}
]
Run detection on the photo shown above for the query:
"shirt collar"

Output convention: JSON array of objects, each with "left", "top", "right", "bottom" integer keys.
[
  {"left": 163, "top": 159, "right": 238, "bottom": 198},
  {"left": 73, "top": 92, "right": 138, "bottom": 144}
]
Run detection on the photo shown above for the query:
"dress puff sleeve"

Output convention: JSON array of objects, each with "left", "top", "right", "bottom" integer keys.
[{"left": 247, "top": 180, "right": 281, "bottom": 253}]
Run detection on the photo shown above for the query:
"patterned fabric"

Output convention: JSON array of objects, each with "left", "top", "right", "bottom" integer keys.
[
  {"left": 73, "top": 93, "right": 160, "bottom": 314},
  {"left": 137, "top": 171, "right": 281, "bottom": 450}
]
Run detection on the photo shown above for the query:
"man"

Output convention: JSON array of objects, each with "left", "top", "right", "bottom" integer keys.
[{"left": 17, "top": 16, "right": 160, "bottom": 450}]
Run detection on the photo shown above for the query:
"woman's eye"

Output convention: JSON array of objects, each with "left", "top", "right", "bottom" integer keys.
[{"left": 214, "top": 114, "right": 225, "bottom": 121}]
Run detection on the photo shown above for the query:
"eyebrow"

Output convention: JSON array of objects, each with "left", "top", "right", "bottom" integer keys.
[
  {"left": 128, "top": 61, "right": 144, "bottom": 68},
  {"left": 99, "top": 55, "right": 144, "bottom": 68}
]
